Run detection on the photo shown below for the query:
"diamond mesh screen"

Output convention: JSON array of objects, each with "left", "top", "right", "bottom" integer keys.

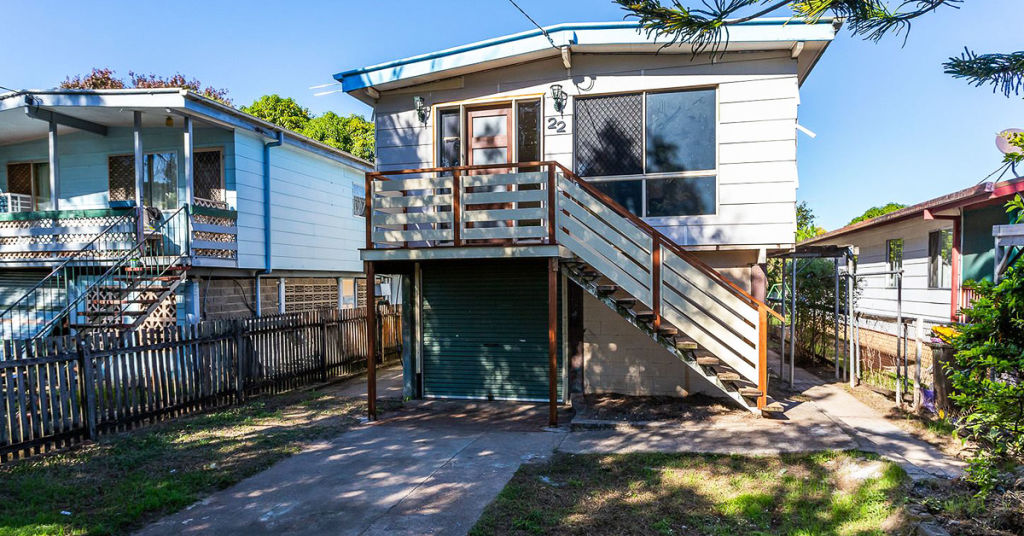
[
  {"left": 574, "top": 93, "right": 643, "bottom": 177},
  {"left": 6, "top": 163, "right": 32, "bottom": 195},
  {"left": 194, "top": 150, "right": 224, "bottom": 202},
  {"left": 108, "top": 155, "right": 135, "bottom": 202}
]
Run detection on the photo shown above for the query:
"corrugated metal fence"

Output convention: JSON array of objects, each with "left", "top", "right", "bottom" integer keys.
[{"left": 0, "top": 305, "right": 402, "bottom": 462}]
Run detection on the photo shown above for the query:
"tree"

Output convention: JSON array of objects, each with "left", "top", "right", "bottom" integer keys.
[
  {"left": 61, "top": 68, "right": 230, "bottom": 105},
  {"left": 614, "top": 1, "right": 1023, "bottom": 98},
  {"left": 241, "top": 94, "right": 312, "bottom": 132},
  {"left": 242, "top": 95, "right": 375, "bottom": 162},
  {"left": 304, "top": 112, "right": 375, "bottom": 162},
  {"left": 796, "top": 200, "right": 825, "bottom": 241},
  {"left": 848, "top": 202, "right": 907, "bottom": 225}
]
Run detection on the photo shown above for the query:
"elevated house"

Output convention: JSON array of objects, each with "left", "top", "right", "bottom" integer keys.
[
  {"left": 336, "top": 20, "right": 839, "bottom": 421},
  {"left": 0, "top": 89, "right": 371, "bottom": 341},
  {"left": 800, "top": 176, "right": 1024, "bottom": 360}
]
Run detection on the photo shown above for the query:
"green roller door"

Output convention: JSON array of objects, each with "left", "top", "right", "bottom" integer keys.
[{"left": 422, "top": 260, "right": 562, "bottom": 401}]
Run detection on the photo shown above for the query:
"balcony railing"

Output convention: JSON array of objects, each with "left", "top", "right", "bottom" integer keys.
[
  {"left": 366, "top": 161, "right": 557, "bottom": 249},
  {"left": 0, "top": 204, "right": 238, "bottom": 266}
]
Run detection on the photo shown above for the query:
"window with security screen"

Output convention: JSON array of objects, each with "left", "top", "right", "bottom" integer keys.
[
  {"left": 574, "top": 88, "right": 717, "bottom": 217},
  {"left": 194, "top": 150, "right": 224, "bottom": 203}
]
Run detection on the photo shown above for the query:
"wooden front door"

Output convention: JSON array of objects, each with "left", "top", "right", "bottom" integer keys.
[{"left": 466, "top": 105, "right": 513, "bottom": 167}]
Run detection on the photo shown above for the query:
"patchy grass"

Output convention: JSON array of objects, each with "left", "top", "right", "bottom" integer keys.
[
  {"left": 910, "top": 473, "right": 1024, "bottom": 535},
  {"left": 0, "top": 389, "right": 396, "bottom": 536},
  {"left": 471, "top": 451, "right": 908, "bottom": 536}
]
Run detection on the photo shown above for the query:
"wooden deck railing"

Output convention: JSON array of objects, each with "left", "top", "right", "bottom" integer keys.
[{"left": 366, "top": 161, "right": 783, "bottom": 409}]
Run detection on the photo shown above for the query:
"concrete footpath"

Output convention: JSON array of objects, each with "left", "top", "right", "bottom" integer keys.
[
  {"left": 770, "top": 357, "right": 964, "bottom": 480},
  {"left": 137, "top": 421, "right": 566, "bottom": 536},
  {"left": 137, "top": 361, "right": 963, "bottom": 535}
]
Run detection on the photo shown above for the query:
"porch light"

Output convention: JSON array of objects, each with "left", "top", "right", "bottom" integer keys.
[
  {"left": 414, "top": 96, "right": 428, "bottom": 124},
  {"left": 165, "top": 115, "right": 174, "bottom": 127},
  {"left": 550, "top": 84, "right": 567, "bottom": 113}
]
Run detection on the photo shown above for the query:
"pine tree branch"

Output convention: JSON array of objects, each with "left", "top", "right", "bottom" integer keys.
[{"left": 944, "top": 48, "right": 1024, "bottom": 97}]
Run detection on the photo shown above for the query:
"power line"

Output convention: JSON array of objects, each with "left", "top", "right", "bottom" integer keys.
[{"left": 507, "top": 0, "right": 559, "bottom": 50}]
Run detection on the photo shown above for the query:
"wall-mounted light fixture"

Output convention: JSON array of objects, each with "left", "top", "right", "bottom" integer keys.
[
  {"left": 550, "top": 84, "right": 567, "bottom": 113},
  {"left": 414, "top": 96, "right": 429, "bottom": 124},
  {"left": 165, "top": 115, "right": 174, "bottom": 127}
]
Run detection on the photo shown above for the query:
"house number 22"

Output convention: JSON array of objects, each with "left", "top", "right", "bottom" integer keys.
[{"left": 546, "top": 118, "right": 566, "bottom": 133}]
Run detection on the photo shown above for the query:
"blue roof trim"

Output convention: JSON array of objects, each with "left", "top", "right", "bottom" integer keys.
[{"left": 334, "top": 18, "right": 836, "bottom": 91}]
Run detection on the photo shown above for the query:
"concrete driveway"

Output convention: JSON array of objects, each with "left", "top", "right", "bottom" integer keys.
[{"left": 137, "top": 401, "right": 567, "bottom": 536}]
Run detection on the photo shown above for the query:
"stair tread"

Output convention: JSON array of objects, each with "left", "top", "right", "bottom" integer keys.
[
  {"left": 738, "top": 387, "right": 763, "bottom": 398},
  {"left": 717, "top": 371, "right": 742, "bottom": 381},
  {"left": 90, "top": 299, "right": 160, "bottom": 305},
  {"left": 596, "top": 285, "right": 618, "bottom": 294},
  {"left": 695, "top": 356, "right": 719, "bottom": 365}
]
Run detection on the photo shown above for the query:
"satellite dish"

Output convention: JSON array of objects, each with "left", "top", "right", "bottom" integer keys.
[{"left": 996, "top": 128, "right": 1024, "bottom": 154}]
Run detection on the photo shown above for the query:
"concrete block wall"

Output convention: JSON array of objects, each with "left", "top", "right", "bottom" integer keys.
[
  {"left": 197, "top": 278, "right": 260, "bottom": 320},
  {"left": 582, "top": 292, "right": 721, "bottom": 398}
]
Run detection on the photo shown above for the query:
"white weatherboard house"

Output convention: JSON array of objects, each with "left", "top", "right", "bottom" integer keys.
[
  {"left": 0, "top": 89, "right": 371, "bottom": 341},
  {"left": 338, "top": 19, "right": 839, "bottom": 421}
]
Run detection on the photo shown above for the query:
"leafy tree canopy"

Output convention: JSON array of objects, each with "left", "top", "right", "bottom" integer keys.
[
  {"left": 848, "top": 202, "right": 907, "bottom": 225},
  {"left": 614, "top": 1, "right": 1023, "bottom": 98},
  {"left": 241, "top": 94, "right": 312, "bottom": 132},
  {"left": 61, "top": 68, "right": 230, "bottom": 105},
  {"left": 243, "top": 96, "right": 375, "bottom": 162},
  {"left": 796, "top": 200, "right": 825, "bottom": 241}
]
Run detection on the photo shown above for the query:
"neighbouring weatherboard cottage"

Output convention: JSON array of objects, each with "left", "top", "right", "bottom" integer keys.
[
  {"left": 337, "top": 19, "right": 839, "bottom": 422},
  {"left": 800, "top": 176, "right": 1024, "bottom": 363},
  {"left": 0, "top": 89, "right": 373, "bottom": 341}
]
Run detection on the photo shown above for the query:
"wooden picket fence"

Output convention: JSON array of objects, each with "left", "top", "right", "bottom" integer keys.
[{"left": 0, "top": 305, "right": 402, "bottom": 462}]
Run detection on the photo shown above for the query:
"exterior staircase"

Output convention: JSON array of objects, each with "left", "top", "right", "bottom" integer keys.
[
  {"left": 0, "top": 206, "right": 191, "bottom": 341},
  {"left": 552, "top": 166, "right": 786, "bottom": 415}
]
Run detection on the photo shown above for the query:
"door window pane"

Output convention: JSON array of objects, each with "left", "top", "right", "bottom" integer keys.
[
  {"left": 32, "top": 163, "right": 51, "bottom": 211},
  {"left": 472, "top": 148, "right": 507, "bottom": 165},
  {"left": 472, "top": 115, "right": 506, "bottom": 137},
  {"left": 929, "top": 230, "right": 953, "bottom": 288},
  {"left": 145, "top": 152, "right": 178, "bottom": 211},
  {"left": 575, "top": 93, "right": 643, "bottom": 177},
  {"left": 516, "top": 100, "right": 541, "bottom": 163},
  {"left": 886, "top": 239, "right": 903, "bottom": 287},
  {"left": 646, "top": 89, "right": 716, "bottom": 173},
  {"left": 438, "top": 109, "right": 460, "bottom": 168},
  {"left": 646, "top": 176, "right": 715, "bottom": 217},
  {"left": 591, "top": 180, "right": 642, "bottom": 216}
]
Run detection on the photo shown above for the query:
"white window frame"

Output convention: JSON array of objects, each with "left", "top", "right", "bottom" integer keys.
[{"left": 5, "top": 161, "right": 51, "bottom": 211}]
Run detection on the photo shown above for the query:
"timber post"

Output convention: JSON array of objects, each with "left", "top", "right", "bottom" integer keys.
[
  {"left": 77, "top": 338, "right": 98, "bottom": 441},
  {"left": 366, "top": 262, "right": 377, "bottom": 421}
]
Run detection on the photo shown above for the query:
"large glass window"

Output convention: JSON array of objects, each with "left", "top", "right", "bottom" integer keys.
[
  {"left": 646, "top": 89, "right": 716, "bottom": 173},
  {"left": 5, "top": 162, "right": 51, "bottom": 211},
  {"left": 107, "top": 152, "right": 179, "bottom": 210},
  {"left": 574, "top": 88, "right": 717, "bottom": 217},
  {"left": 886, "top": 238, "right": 903, "bottom": 288},
  {"left": 929, "top": 229, "right": 953, "bottom": 289}
]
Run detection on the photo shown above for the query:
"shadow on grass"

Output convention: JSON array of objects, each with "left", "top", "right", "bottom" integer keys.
[
  {"left": 0, "top": 391, "right": 400, "bottom": 536},
  {"left": 471, "top": 450, "right": 908, "bottom": 536}
]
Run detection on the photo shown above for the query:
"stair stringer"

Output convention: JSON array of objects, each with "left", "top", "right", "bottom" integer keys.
[{"left": 562, "top": 263, "right": 761, "bottom": 413}]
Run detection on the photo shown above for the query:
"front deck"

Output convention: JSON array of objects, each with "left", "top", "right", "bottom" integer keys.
[{"left": 0, "top": 203, "right": 238, "bottom": 268}]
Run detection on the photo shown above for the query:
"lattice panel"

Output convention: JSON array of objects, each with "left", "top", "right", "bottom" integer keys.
[
  {"left": 0, "top": 214, "right": 135, "bottom": 261},
  {"left": 574, "top": 93, "right": 644, "bottom": 177},
  {"left": 284, "top": 278, "right": 339, "bottom": 312},
  {"left": 6, "top": 163, "right": 33, "bottom": 196},
  {"left": 194, "top": 151, "right": 224, "bottom": 203},
  {"left": 108, "top": 155, "right": 135, "bottom": 202}
]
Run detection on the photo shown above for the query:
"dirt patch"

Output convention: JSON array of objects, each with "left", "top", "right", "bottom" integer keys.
[
  {"left": 909, "top": 474, "right": 1024, "bottom": 535},
  {"left": 576, "top": 393, "right": 750, "bottom": 423}
]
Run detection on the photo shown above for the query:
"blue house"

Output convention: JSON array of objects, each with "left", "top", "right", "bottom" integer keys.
[{"left": 0, "top": 88, "right": 371, "bottom": 340}]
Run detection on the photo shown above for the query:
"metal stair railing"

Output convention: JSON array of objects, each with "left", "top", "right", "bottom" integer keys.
[
  {"left": 59, "top": 205, "right": 191, "bottom": 335},
  {"left": 0, "top": 210, "right": 136, "bottom": 341}
]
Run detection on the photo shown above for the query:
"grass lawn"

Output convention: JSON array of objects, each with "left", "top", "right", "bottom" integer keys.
[
  {"left": 471, "top": 451, "right": 908, "bottom": 536},
  {"left": 0, "top": 388, "right": 391, "bottom": 536}
]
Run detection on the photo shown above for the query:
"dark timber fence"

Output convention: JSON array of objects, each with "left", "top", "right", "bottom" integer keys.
[{"left": 0, "top": 305, "right": 401, "bottom": 462}]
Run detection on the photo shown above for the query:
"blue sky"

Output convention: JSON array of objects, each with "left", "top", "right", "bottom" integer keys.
[{"left": 3, "top": 0, "right": 1023, "bottom": 230}]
